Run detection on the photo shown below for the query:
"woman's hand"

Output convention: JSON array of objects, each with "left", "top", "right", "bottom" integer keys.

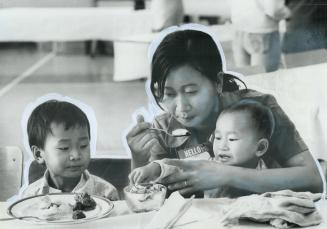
[
  {"left": 159, "top": 159, "right": 229, "bottom": 195},
  {"left": 161, "top": 151, "right": 324, "bottom": 195},
  {"left": 126, "top": 115, "right": 167, "bottom": 168}
]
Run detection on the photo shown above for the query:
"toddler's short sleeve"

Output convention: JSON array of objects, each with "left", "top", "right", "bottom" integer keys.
[{"left": 265, "top": 94, "right": 308, "bottom": 165}]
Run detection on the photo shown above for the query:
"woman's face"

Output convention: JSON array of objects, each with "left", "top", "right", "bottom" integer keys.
[{"left": 161, "top": 65, "right": 218, "bottom": 129}]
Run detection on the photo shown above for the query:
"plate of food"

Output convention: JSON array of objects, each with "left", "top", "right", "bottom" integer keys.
[{"left": 7, "top": 193, "right": 114, "bottom": 224}]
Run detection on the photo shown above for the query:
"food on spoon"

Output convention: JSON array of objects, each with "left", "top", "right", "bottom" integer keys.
[
  {"left": 124, "top": 183, "right": 167, "bottom": 212},
  {"left": 172, "top": 128, "right": 190, "bottom": 136}
]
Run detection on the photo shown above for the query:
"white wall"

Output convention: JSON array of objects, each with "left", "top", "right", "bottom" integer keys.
[{"left": 245, "top": 63, "right": 327, "bottom": 160}]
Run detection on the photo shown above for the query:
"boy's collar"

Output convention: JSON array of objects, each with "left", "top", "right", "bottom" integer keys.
[{"left": 41, "top": 169, "right": 89, "bottom": 193}]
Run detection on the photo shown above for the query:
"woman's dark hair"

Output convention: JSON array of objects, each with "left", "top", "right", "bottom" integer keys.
[
  {"left": 150, "top": 29, "right": 246, "bottom": 103},
  {"left": 27, "top": 100, "right": 90, "bottom": 149}
]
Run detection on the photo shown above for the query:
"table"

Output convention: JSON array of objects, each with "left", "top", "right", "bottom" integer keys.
[
  {"left": 0, "top": 200, "right": 154, "bottom": 229},
  {"left": 113, "top": 33, "right": 154, "bottom": 81},
  {"left": 0, "top": 8, "right": 153, "bottom": 41},
  {"left": 112, "top": 24, "right": 233, "bottom": 81},
  {"left": 182, "top": 0, "right": 231, "bottom": 19},
  {"left": 1, "top": 199, "right": 327, "bottom": 229}
]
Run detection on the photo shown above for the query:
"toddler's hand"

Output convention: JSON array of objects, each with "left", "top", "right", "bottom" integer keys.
[{"left": 129, "top": 163, "right": 161, "bottom": 184}]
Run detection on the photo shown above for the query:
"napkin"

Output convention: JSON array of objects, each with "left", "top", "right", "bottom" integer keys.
[
  {"left": 145, "top": 191, "right": 212, "bottom": 229},
  {"left": 221, "top": 190, "right": 322, "bottom": 228}
]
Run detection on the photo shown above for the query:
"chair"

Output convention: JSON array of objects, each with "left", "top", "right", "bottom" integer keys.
[
  {"left": 29, "top": 158, "right": 131, "bottom": 199},
  {"left": 318, "top": 159, "right": 327, "bottom": 190},
  {"left": 0, "top": 146, "right": 23, "bottom": 201}
]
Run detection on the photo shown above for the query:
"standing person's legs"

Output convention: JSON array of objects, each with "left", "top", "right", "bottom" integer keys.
[
  {"left": 232, "top": 30, "right": 251, "bottom": 67},
  {"left": 243, "top": 31, "right": 280, "bottom": 72},
  {"left": 250, "top": 32, "right": 281, "bottom": 72}
]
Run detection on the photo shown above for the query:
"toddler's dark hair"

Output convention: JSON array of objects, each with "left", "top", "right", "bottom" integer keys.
[
  {"left": 27, "top": 100, "right": 90, "bottom": 149},
  {"left": 221, "top": 100, "right": 275, "bottom": 139}
]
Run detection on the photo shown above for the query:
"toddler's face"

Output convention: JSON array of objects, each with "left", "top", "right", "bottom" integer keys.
[
  {"left": 40, "top": 122, "right": 90, "bottom": 179},
  {"left": 213, "top": 111, "right": 259, "bottom": 168},
  {"left": 161, "top": 65, "right": 218, "bottom": 129}
]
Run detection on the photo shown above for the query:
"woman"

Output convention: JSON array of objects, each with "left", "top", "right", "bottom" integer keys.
[{"left": 126, "top": 24, "right": 323, "bottom": 195}]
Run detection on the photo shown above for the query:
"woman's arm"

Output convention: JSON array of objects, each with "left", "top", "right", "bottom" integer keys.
[
  {"left": 161, "top": 153, "right": 323, "bottom": 195},
  {"left": 228, "top": 151, "right": 322, "bottom": 194}
]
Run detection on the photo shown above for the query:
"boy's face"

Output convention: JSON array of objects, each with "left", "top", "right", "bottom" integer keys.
[
  {"left": 39, "top": 122, "right": 90, "bottom": 179},
  {"left": 213, "top": 111, "right": 260, "bottom": 168}
]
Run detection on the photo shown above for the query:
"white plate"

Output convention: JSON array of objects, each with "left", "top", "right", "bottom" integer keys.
[{"left": 8, "top": 193, "right": 114, "bottom": 224}]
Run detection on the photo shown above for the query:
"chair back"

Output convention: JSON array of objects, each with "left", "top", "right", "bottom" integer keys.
[
  {"left": 0, "top": 146, "right": 23, "bottom": 200},
  {"left": 319, "top": 159, "right": 327, "bottom": 192},
  {"left": 29, "top": 158, "right": 131, "bottom": 199}
]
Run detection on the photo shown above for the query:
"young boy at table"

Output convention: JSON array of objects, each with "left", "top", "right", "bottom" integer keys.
[
  {"left": 21, "top": 100, "right": 119, "bottom": 200},
  {"left": 129, "top": 100, "right": 275, "bottom": 198}
]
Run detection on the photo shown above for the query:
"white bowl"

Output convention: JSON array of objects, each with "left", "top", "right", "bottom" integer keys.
[{"left": 124, "top": 184, "right": 167, "bottom": 213}]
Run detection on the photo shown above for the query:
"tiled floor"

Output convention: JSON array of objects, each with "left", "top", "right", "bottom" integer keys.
[{"left": 0, "top": 43, "right": 149, "bottom": 159}]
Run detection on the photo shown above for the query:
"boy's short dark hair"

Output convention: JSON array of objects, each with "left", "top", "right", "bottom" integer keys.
[
  {"left": 27, "top": 100, "right": 90, "bottom": 149},
  {"left": 222, "top": 99, "right": 275, "bottom": 139}
]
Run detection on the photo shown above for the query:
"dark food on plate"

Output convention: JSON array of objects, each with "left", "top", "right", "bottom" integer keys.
[
  {"left": 73, "top": 192, "right": 97, "bottom": 211},
  {"left": 72, "top": 201, "right": 84, "bottom": 211},
  {"left": 72, "top": 210, "right": 86, "bottom": 220}
]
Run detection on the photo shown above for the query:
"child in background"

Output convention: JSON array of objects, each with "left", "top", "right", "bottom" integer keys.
[
  {"left": 129, "top": 100, "right": 275, "bottom": 198},
  {"left": 21, "top": 99, "right": 119, "bottom": 200},
  {"left": 231, "top": 0, "right": 290, "bottom": 72}
]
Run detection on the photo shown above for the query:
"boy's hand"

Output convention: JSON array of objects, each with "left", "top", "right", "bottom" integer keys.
[{"left": 129, "top": 163, "right": 161, "bottom": 184}]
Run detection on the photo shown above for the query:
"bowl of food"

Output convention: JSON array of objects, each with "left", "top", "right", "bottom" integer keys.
[{"left": 124, "top": 183, "right": 167, "bottom": 212}]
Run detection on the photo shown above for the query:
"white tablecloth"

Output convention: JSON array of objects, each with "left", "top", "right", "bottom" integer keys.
[
  {"left": 0, "top": 8, "right": 153, "bottom": 42},
  {"left": 0, "top": 200, "right": 154, "bottom": 229},
  {"left": 182, "top": 0, "right": 231, "bottom": 18},
  {"left": 1, "top": 199, "right": 327, "bottom": 229}
]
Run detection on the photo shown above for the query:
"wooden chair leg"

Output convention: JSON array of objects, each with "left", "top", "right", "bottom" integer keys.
[{"left": 90, "top": 40, "right": 97, "bottom": 58}]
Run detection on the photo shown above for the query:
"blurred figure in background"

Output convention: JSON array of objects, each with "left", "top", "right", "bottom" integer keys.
[
  {"left": 282, "top": 0, "right": 327, "bottom": 53},
  {"left": 151, "top": 0, "right": 184, "bottom": 32},
  {"left": 134, "top": 0, "right": 145, "bottom": 10},
  {"left": 231, "top": 0, "right": 290, "bottom": 72}
]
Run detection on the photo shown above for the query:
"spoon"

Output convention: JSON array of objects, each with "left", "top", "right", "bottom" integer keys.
[{"left": 149, "top": 128, "right": 190, "bottom": 137}]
